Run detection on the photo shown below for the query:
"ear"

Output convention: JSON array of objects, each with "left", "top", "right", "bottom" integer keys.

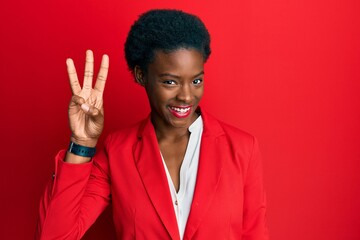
[{"left": 134, "top": 65, "right": 145, "bottom": 86}]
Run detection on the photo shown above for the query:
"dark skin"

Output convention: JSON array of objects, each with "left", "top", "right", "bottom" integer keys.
[
  {"left": 135, "top": 48, "right": 205, "bottom": 191},
  {"left": 65, "top": 50, "right": 109, "bottom": 164},
  {"left": 65, "top": 48, "right": 204, "bottom": 192}
]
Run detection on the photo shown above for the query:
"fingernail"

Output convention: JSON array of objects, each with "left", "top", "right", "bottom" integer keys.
[{"left": 81, "top": 103, "right": 90, "bottom": 112}]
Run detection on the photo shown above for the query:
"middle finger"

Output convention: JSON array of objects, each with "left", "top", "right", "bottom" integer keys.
[{"left": 83, "top": 49, "right": 94, "bottom": 93}]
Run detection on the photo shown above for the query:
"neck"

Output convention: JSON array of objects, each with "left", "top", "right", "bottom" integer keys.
[{"left": 153, "top": 120, "right": 190, "bottom": 142}]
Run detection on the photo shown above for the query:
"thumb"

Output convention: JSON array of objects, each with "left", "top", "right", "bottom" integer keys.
[
  {"left": 81, "top": 104, "right": 102, "bottom": 119},
  {"left": 70, "top": 95, "right": 86, "bottom": 106}
]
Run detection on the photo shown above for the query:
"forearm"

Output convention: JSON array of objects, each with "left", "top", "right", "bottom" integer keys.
[{"left": 36, "top": 150, "right": 110, "bottom": 239}]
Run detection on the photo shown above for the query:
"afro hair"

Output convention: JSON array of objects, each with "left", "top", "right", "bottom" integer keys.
[{"left": 124, "top": 9, "right": 211, "bottom": 73}]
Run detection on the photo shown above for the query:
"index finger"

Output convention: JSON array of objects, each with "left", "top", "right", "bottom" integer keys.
[
  {"left": 94, "top": 54, "right": 109, "bottom": 93},
  {"left": 66, "top": 58, "right": 81, "bottom": 95}
]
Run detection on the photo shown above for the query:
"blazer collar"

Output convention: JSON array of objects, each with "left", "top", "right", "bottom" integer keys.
[
  {"left": 184, "top": 109, "right": 225, "bottom": 239},
  {"left": 133, "top": 108, "right": 225, "bottom": 240},
  {"left": 133, "top": 116, "right": 180, "bottom": 240}
]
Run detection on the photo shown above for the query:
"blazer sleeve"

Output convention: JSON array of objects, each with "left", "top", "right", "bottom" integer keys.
[
  {"left": 242, "top": 137, "right": 269, "bottom": 240},
  {"left": 35, "top": 146, "right": 111, "bottom": 240}
]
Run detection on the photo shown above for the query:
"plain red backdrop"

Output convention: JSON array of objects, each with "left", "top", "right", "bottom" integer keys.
[{"left": 1, "top": 0, "right": 360, "bottom": 239}]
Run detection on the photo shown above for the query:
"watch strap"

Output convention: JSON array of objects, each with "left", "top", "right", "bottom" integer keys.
[{"left": 68, "top": 141, "right": 96, "bottom": 157}]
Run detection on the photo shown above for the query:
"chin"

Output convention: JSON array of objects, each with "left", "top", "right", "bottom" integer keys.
[{"left": 167, "top": 112, "right": 197, "bottom": 128}]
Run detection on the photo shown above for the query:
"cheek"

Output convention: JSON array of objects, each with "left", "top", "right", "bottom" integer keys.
[
  {"left": 195, "top": 87, "right": 204, "bottom": 100},
  {"left": 150, "top": 89, "right": 172, "bottom": 107}
]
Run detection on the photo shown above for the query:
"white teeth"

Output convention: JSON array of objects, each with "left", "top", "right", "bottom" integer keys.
[{"left": 171, "top": 107, "right": 190, "bottom": 113}]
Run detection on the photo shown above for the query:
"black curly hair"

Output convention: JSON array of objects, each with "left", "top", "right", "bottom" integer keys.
[{"left": 124, "top": 9, "right": 211, "bottom": 74}]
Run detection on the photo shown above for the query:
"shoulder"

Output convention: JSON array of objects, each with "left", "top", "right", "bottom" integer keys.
[
  {"left": 201, "top": 109, "right": 256, "bottom": 145},
  {"left": 201, "top": 110, "right": 261, "bottom": 174},
  {"left": 104, "top": 118, "right": 147, "bottom": 149},
  {"left": 220, "top": 119, "right": 254, "bottom": 140}
]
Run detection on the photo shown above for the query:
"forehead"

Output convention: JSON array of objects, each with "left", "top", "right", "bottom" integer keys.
[{"left": 147, "top": 48, "right": 204, "bottom": 76}]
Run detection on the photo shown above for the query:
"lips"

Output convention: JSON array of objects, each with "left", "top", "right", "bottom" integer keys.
[{"left": 168, "top": 106, "right": 192, "bottom": 118}]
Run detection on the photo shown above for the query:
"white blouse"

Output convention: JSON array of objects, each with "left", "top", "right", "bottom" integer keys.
[{"left": 161, "top": 116, "right": 203, "bottom": 239}]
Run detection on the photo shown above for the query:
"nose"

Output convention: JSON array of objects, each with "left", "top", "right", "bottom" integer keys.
[{"left": 176, "top": 84, "right": 192, "bottom": 103}]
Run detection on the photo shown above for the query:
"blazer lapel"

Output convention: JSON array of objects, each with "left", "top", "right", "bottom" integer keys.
[
  {"left": 183, "top": 111, "right": 224, "bottom": 239},
  {"left": 133, "top": 117, "right": 180, "bottom": 240}
]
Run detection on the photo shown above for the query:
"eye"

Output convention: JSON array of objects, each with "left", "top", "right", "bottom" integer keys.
[
  {"left": 162, "top": 80, "right": 177, "bottom": 85},
  {"left": 192, "top": 78, "right": 203, "bottom": 85}
]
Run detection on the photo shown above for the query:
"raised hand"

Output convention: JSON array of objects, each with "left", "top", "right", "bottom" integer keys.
[{"left": 67, "top": 50, "right": 109, "bottom": 148}]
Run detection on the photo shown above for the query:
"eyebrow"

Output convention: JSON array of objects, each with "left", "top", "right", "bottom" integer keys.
[{"left": 158, "top": 71, "right": 204, "bottom": 79}]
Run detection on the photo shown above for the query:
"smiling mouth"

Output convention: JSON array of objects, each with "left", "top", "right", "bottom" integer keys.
[
  {"left": 169, "top": 106, "right": 192, "bottom": 118},
  {"left": 170, "top": 106, "right": 191, "bottom": 113}
]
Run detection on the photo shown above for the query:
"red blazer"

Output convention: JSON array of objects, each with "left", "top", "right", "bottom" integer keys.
[{"left": 36, "top": 110, "right": 269, "bottom": 240}]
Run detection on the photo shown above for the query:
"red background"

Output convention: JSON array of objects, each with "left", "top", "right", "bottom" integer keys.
[{"left": 1, "top": 0, "right": 360, "bottom": 239}]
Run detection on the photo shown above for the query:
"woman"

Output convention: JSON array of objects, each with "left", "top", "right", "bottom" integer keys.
[{"left": 36, "top": 9, "right": 269, "bottom": 240}]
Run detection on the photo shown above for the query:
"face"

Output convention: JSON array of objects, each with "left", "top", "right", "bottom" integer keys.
[{"left": 137, "top": 48, "right": 205, "bottom": 130}]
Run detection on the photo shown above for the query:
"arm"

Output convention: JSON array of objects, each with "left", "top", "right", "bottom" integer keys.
[
  {"left": 242, "top": 137, "right": 269, "bottom": 240},
  {"left": 36, "top": 50, "right": 110, "bottom": 239},
  {"left": 36, "top": 149, "right": 111, "bottom": 239}
]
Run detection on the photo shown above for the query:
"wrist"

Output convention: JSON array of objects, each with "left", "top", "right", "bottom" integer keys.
[
  {"left": 68, "top": 141, "right": 96, "bottom": 158},
  {"left": 70, "top": 136, "right": 98, "bottom": 148}
]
